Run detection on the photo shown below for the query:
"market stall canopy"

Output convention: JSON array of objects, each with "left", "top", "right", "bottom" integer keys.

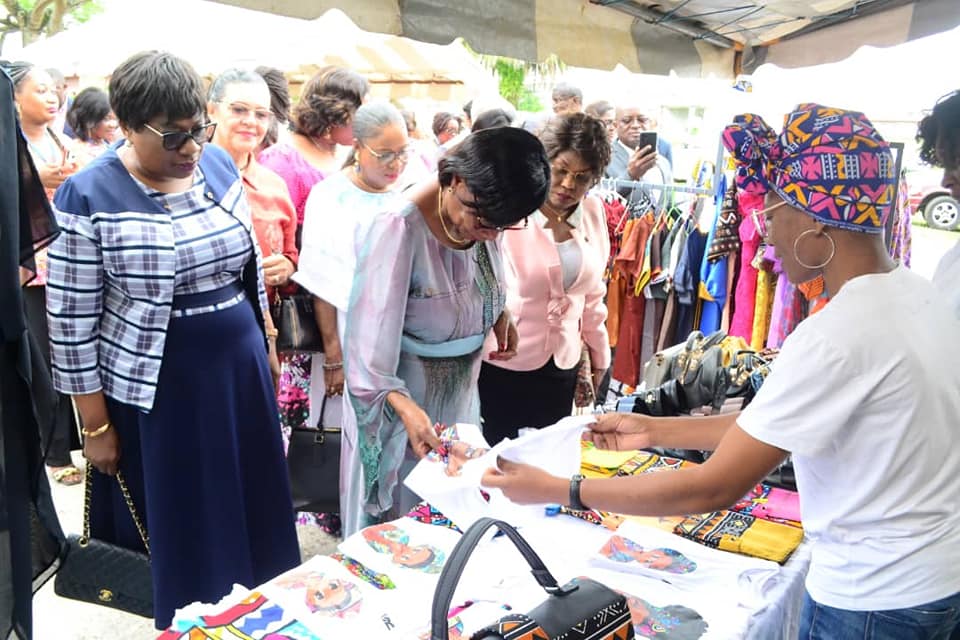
[
  {"left": 15, "top": 0, "right": 492, "bottom": 101},
  {"left": 213, "top": 0, "right": 960, "bottom": 77}
]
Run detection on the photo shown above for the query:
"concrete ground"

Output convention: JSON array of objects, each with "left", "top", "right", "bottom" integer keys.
[{"left": 32, "top": 451, "right": 338, "bottom": 640}]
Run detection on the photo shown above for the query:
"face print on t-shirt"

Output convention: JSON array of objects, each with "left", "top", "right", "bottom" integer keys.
[
  {"left": 601, "top": 536, "right": 698, "bottom": 574},
  {"left": 362, "top": 523, "right": 446, "bottom": 574},
  {"left": 271, "top": 569, "right": 363, "bottom": 618},
  {"left": 621, "top": 592, "right": 709, "bottom": 639}
]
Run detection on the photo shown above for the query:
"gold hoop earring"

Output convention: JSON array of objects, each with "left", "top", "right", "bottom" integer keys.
[{"left": 793, "top": 229, "right": 835, "bottom": 270}]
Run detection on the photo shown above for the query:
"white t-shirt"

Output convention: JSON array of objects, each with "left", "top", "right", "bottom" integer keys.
[
  {"left": 589, "top": 522, "right": 781, "bottom": 608},
  {"left": 739, "top": 266, "right": 960, "bottom": 610},
  {"left": 932, "top": 239, "right": 960, "bottom": 319}
]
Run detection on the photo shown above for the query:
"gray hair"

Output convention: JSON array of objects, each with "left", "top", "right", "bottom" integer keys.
[
  {"left": 552, "top": 82, "right": 582, "bottom": 102},
  {"left": 208, "top": 68, "right": 268, "bottom": 103},
  {"left": 352, "top": 101, "right": 405, "bottom": 142}
]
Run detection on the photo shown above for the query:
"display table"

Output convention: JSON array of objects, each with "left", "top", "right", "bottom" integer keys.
[{"left": 159, "top": 445, "right": 810, "bottom": 639}]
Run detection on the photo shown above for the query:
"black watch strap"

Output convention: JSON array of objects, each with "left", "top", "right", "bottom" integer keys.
[{"left": 568, "top": 473, "right": 587, "bottom": 511}]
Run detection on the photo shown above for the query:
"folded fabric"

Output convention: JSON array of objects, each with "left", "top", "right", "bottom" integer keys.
[
  {"left": 581, "top": 441, "right": 640, "bottom": 477},
  {"left": 673, "top": 510, "right": 803, "bottom": 564},
  {"left": 732, "top": 483, "right": 802, "bottom": 526},
  {"left": 614, "top": 451, "right": 697, "bottom": 476}
]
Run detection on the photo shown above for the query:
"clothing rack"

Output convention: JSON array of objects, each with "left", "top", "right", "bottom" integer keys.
[
  {"left": 599, "top": 177, "right": 715, "bottom": 197},
  {"left": 599, "top": 134, "right": 728, "bottom": 199}
]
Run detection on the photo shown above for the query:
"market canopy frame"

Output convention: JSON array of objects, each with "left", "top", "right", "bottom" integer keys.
[{"left": 213, "top": 0, "right": 960, "bottom": 77}]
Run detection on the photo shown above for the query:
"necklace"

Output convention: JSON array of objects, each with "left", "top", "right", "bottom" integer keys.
[
  {"left": 437, "top": 188, "right": 469, "bottom": 246},
  {"left": 542, "top": 202, "right": 572, "bottom": 226}
]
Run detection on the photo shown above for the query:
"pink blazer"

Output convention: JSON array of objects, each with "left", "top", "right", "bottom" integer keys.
[{"left": 484, "top": 195, "right": 611, "bottom": 372}]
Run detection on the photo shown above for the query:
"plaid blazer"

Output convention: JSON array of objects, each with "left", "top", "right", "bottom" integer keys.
[{"left": 46, "top": 143, "right": 266, "bottom": 411}]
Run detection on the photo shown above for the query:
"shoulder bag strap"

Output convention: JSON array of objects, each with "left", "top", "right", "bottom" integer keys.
[
  {"left": 431, "top": 518, "right": 574, "bottom": 640},
  {"left": 81, "top": 463, "right": 150, "bottom": 555}
]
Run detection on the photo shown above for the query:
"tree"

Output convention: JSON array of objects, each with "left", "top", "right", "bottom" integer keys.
[{"left": 0, "top": 0, "right": 102, "bottom": 54}]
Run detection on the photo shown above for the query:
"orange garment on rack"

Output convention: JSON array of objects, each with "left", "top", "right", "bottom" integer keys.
[{"left": 611, "top": 213, "right": 655, "bottom": 387}]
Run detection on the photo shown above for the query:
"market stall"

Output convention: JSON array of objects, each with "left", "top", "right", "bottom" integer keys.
[{"left": 157, "top": 420, "right": 809, "bottom": 640}]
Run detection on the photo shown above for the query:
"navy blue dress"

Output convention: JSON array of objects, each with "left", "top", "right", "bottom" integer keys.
[{"left": 87, "top": 170, "right": 300, "bottom": 629}]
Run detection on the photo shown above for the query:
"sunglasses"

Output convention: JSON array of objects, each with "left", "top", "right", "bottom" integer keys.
[
  {"left": 552, "top": 164, "right": 596, "bottom": 188},
  {"left": 750, "top": 200, "right": 790, "bottom": 237},
  {"left": 143, "top": 122, "right": 217, "bottom": 151},
  {"left": 362, "top": 141, "right": 412, "bottom": 166},
  {"left": 454, "top": 190, "right": 527, "bottom": 231}
]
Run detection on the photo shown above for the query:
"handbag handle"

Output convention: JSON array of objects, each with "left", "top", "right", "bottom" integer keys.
[
  {"left": 430, "top": 518, "right": 576, "bottom": 640},
  {"left": 81, "top": 463, "right": 150, "bottom": 555},
  {"left": 316, "top": 392, "right": 328, "bottom": 429}
]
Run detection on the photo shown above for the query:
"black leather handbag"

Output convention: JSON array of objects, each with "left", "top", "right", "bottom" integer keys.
[
  {"left": 287, "top": 393, "right": 341, "bottom": 514},
  {"left": 54, "top": 464, "right": 153, "bottom": 618},
  {"left": 271, "top": 293, "right": 323, "bottom": 354},
  {"left": 431, "top": 518, "right": 634, "bottom": 640}
]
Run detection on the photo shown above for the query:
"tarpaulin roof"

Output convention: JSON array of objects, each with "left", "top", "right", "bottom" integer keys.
[
  {"left": 213, "top": 0, "right": 960, "bottom": 77},
  {"left": 15, "top": 1, "right": 494, "bottom": 102}
]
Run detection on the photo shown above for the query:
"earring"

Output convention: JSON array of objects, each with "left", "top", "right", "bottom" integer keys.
[{"left": 793, "top": 229, "right": 836, "bottom": 270}]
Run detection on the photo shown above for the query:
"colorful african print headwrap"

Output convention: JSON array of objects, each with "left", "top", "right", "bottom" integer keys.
[{"left": 722, "top": 104, "right": 895, "bottom": 234}]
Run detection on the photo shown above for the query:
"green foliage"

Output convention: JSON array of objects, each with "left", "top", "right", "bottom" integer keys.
[
  {"left": 494, "top": 59, "right": 526, "bottom": 108},
  {"left": 0, "top": 0, "right": 102, "bottom": 52}
]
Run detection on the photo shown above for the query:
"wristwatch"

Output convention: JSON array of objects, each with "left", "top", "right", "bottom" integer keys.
[{"left": 568, "top": 473, "right": 587, "bottom": 511}]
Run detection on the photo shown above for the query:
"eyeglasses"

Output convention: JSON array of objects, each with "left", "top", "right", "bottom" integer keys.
[
  {"left": 361, "top": 141, "right": 411, "bottom": 166},
  {"left": 454, "top": 190, "right": 527, "bottom": 231},
  {"left": 619, "top": 115, "right": 650, "bottom": 126},
  {"left": 600, "top": 118, "right": 616, "bottom": 129},
  {"left": 143, "top": 122, "right": 217, "bottom": 151},
  {"left": 552, "top": 164, "right": 596, "bottom": 188},
  {"left": 221, "top": 102, "right": 273, "bottom": 124},
  {"left": 750, "top": 200, "right": 790, "bottom": 237}
]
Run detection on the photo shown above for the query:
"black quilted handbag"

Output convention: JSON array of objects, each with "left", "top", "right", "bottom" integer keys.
[
  {"left": 431, "top": 518, "right": 634, "bottom": 640},
  {"left": 54, "top": 464, "right": 153, "bottom": 618}
]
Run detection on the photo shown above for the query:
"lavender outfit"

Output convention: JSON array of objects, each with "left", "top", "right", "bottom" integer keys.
[{"left": 346, "top": 201, "right": 505, "bottom": 521}]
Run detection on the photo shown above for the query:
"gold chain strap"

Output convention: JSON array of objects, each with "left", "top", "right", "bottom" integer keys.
[{"left": 80, "top": 463, "right": 151, "bottom": 556}]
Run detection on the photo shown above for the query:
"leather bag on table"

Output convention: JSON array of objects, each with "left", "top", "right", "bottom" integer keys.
[
  {"left": 431, "top": 518, "right": 634, "bottom": 640},
  {"left": 670, "top": 330, "right": 730, "bottom": 411},
  {"left": 270, "top": 293, "right": 323, "bottom": 354},
  {"left": 286, "top": 393, "right": 341, "bottom": 514},
  {"left": 54, "top": 464, "right": 153, "bottom": 618}
]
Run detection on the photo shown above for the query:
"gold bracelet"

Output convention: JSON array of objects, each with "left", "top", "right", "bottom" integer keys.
[
  {"left": 82, "top": 421, "right": 112, "bottom": 438},
  {"left": 265, "top": 328, "right": 279, "bottom": 338}
]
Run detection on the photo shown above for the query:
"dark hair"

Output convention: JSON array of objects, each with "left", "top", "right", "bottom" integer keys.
[
  {"left": 1, "top": 60, "right": 36, "bottom": 91},
  {"left": 472, "top": 108, "right": 512, "bottom": 132},
  {"left": 291, "top": 66, "right": 368, "bottom": 138},
  {"left": 432, "top": 112, "right": 459, "bottom": 137},
  {"left": 438, "top": 127, "right": 550, "bottom": 227},
  {"left": 66, "top": 87, "right": 111, "bottom": 141},
  {"left": 585, "top": 100, "right": 614, "bottom": 119},
  {"left": 463, "top": 100, "right": 473, "bottom": 119},
  {"left": 918, "top": 90, "right": 960, "bottom": 169},
  {"left": 552, "top": 82, "right": 582, "bottom": 102},
  {"left": 539, "top": 113, "right": 612, "bottom": 178},
  {"left": 108, "top": 51, "right": 205, "bottom": 130},
  {"left": 254, "top": 66, "right": 291, "bottom": 150},
  {"left": 254, "top": 66, "right": 291, "bottom": 123}
]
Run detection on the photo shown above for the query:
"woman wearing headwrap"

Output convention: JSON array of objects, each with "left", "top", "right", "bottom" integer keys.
[{"left": 483, "top": 104, "right": 960, "bottom": 639}]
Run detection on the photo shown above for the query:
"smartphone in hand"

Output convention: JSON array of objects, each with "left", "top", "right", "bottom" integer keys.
[{"left": 638, "top": 130, "right": 658, "bottom": 155}]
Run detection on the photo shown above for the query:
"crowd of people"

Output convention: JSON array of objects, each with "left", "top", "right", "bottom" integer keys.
[{"left": 3, "top": 46, "right": 960, "bottom": 639}]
